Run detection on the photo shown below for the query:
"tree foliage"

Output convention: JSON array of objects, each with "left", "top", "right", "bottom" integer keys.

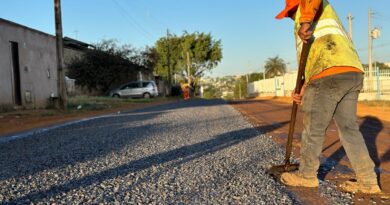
[
  {"left": 247, "top": 72, "right": 264, "bottom": 82},
  {"left": 233, "top": 76, "right": 248, "bottom": 99},
  {"left": 264, "top": 56, "right": 286, "bottom": 78},
  {"left": 154, "top": 31, "right": 223, "bottom": 87},
  {"left": 155, "top": 34, "right": 183, "bottom": 84},
  {"left": 203, "top": 85, "right": 222, "bottom": 99},
  {"left": 67, "top": 39, "right": 156, "bottom": 94}
]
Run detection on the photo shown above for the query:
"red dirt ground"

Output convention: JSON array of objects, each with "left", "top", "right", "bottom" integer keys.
[{"left": 230, "top": 97, "right": 390, "bottom": 205}]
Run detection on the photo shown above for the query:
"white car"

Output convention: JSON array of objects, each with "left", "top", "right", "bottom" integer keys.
[{"left": 109, "top": 81, "right": 158, "bottom": 98}]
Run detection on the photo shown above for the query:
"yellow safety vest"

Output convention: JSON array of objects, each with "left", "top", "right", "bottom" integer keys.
[{"left": 294, "top": 0, "right": 364, "bottom": 83}]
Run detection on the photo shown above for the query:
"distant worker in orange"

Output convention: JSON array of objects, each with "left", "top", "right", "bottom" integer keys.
[
  {"left": 276, "top": 0, "right": 381, "bottom": 194},
  {"left": 181, "top": 83, "right": 190, "bottom": 100}
]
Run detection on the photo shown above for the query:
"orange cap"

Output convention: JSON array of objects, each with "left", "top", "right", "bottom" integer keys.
[{"left": 275, "top": 0, "right": 300, "bottom": 20}]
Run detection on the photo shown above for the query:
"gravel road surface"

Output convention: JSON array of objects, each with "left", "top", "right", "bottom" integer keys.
[{"left": 0, "top": 99, "right": 351, "bottom": 204}]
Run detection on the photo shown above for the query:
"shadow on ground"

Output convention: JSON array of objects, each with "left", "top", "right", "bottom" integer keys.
[
  {"left": 10, "top": 122, "right": 285, "bottom": 203},
  {"left": 0, "top": 99, "right": 227, "bottom": 182},
  {"left": 318, "top": 116, "right": 384, "bottom": 181}
]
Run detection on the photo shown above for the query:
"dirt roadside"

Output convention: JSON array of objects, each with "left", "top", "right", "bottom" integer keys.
[
  {"left": 0, "top": 97, "right": 179, "bottom": 137},
  {"left": 230, "top": 97, "right": 390, "bottom": 205}
]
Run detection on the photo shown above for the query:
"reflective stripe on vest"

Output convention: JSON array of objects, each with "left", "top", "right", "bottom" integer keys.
[
  {"left": 296, "top": 18, "right": 349, "bottom": 50},
  {"left": 294, "top": 0, "right": 363, "bottom": 83}
]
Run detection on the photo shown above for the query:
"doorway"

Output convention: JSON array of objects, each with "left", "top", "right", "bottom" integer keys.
[{"left": 10, "top": 41, "right": 22, "bottom": 105}]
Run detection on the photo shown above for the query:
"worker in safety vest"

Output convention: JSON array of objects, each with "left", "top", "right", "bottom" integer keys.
[{"left": 276, "top": 0, "right": 381, "bottom": 194}]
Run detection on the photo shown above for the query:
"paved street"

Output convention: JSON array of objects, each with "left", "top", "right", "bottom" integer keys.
[{"left": 0, "top": 99, "right": 352, "bottom": 204}]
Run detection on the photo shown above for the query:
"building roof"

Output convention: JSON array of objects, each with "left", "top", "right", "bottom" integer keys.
[
  {"left": 63, "top": 37, "right": 94, "bottom": 50},
  {"left": 0, "top": 18, "right": 93, "bottom": 50},
  {"left": 0, "top": 18, "right": 54, "bottom": 38}
]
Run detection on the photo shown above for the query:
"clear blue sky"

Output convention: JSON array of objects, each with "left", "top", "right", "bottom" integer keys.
[{"left": 1, "top": 0, "right": 390, "bottom": 77}]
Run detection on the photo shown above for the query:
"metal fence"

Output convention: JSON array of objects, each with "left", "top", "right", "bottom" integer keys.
[
  {"left": 248, "top": 69, "right": 390, "bottom": 101},
  {"left": 362, "top": 68, "right": 390, "bottom": 93}
]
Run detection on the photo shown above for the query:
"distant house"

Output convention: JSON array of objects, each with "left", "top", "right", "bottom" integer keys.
[{"left": 0, "top": 18, "right": 58, "bottom": 108}]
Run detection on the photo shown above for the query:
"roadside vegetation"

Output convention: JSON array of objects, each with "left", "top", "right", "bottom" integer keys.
[
  {"left": 154, "top": 32, "right": 222, "bottom": 91},
  {"left": 0, "top": 96, "right": 177, "bottom": 136},
  {"left": 67, "top": 40, "right": 156, "bottom": 95},
  {"left": 0, "top": 96, "right": 160, "bottom": 116},
  {"left": 67, "top": 96, "right": 154, "bottom": 111}
]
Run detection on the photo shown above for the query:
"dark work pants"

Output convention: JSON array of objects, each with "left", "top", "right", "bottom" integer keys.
[{"left": 299, "top": 72, "right": 377, "bottom": 185}]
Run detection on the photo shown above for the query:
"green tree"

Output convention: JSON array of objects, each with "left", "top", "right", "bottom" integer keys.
[
  {"left": 233, "top": 76, "right": 248, "bottom": 99},
  {"left": 155, "top": 34, "right": 183, "bottom": 87},
  {"left": 181, "top": 32, "right": 222, "bottom": 87},
  {"left": 67, "top": 39, "right": 148, "bottom": 94},
  {"left": 136, "top": 46, "right": 158, "bottom": 74},
  {"left": 154, "top": 32, "right": 223, "bottom": 88},
  {"left": 248, "top": 72, "right": 264, "bottom": 82},
  {"left": 203, "top": 85, "right": 221, "bottom": 99},
  {"left": 264, "top": 56, "right": 286, "bottom": 78}
]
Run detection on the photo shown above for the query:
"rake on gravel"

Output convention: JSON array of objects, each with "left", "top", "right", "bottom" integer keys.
[{"left": 267, "top": 41, "right": 312, "bottom": 179}]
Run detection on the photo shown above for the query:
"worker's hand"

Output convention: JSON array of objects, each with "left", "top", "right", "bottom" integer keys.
[
  {"left": 298, "top": 23, "right": 313, "bottom": 44},
  {"left": 291, "top": 84, "right": 306, "bottom": 105}
]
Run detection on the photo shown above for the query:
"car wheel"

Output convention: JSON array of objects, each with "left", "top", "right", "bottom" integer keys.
[
  {"left": 113, "top": 94, "right": 120, "bottom": 98},
  {"left": 143, "top": 93, "right": 151, "bottom": 99}
]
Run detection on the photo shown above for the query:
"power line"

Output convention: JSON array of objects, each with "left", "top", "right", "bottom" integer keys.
[
  {"left": 122, "top": 0, "right": 170, "bottom": 31},
  {"left": 110, "top": 0, "right": 154, "bottom": 41},
  {"left": 373, "top": 12, "right": 390, "bottom": 21},
  {"left": 357, "top": 42, "right": 390, "bottom": 51}
]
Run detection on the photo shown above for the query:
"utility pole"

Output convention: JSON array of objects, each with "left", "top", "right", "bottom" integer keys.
[
  {"left": 166, "top": 29, "right": 172, "bottom": 95},
  {"left": 376, "top": 62, "right": 380, "bottom": 100},
  {"left": 138, "top": 71, "right": 143, "bottom": 81},
  {"left": 286, "top": 62, "right": 291, "bottom": 73},
  {"left": 239, "top": 83, "right": 242, "bottom": 99},
  {"left": 186, "top": 51, "right": 191, "bottom": 86},
  {"left": 368, "top": 9, "right": 381, "bottom": 86},
  {"left": 347, "top": 12, "right": 353, "bottom": 40},
  {"left": 54, "top": 0, "right": 67, "bottom": 110},
  {"left": 368, "top": 8, "right": 373, "bottom": 80}
]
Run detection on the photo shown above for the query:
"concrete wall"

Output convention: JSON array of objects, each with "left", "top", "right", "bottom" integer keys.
[
  {"left": 248, "top": 70, "right": 390, "bottom": 101},
  {"left": 247, "top": 71, "right": 298, "bottom": 98},
  {"left": 0, "top": 19, "right": 58, "bottom": 108}
]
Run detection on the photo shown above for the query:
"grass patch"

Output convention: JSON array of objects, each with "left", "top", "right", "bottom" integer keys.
[
  {"left": 67, "top": 95, "right": 155, "bottom": 111},
  {"left": 0, "top": 104, "right": 16, "bottom": 113},
  {"left": 359, "top": 100, "right": 390, "bottom": 107},
  {"left": 10, "top": 112, "right": 30, "bottom": 117},
  {"left": 126, "top": 98, "right": 154, "bottom": 103},
  {"left": 68, "top": 96, "right": 116, "bottom": 111},
  {"left": 40, "top": 110, "right": 59, "bottom": 117},
  {"left": 68, "top": 95, "right": 124, "bottom": 105},
  {"left": 67, "top": 103, "right": 110, "bottom": 111}
]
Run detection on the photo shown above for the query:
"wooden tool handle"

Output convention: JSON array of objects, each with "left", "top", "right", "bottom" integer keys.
[{"left": 284, "top": 42, "right": 311, "bottom": 166}]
